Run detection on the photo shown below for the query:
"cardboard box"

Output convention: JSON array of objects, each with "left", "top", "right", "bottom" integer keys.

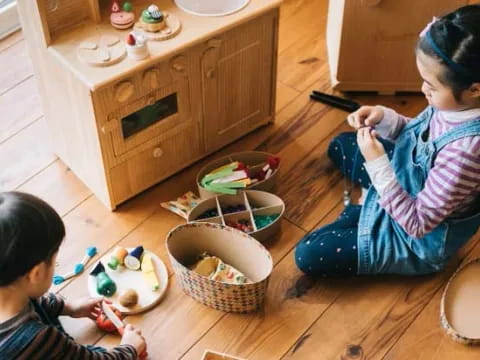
[
  {"left": 188, "top": 190, "right": 284, "bottom": 243},
  {"left": 166, "top": 222, "right": 273, "bottom": 313},
  {"left": 197, "top": 151, "right": 279, "bottom": 199}
]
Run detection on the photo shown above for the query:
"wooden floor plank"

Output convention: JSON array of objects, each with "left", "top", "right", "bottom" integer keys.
[
  {"left": 180, "top": 202, "right": 345, "bottom": 360},
  {"left": 17, "top": 160, "right": 92, "bottom": 217},
  {"left": 278, "top": 36, "right": 328, "bottom": 93},
  {"left": 0, "top": 40, "right": 33, "bottom": 94},
  {"left": 278, "top": 0, "right": 328, "bottom": 54},
  {"left": 382, "top": 233, "right": 480, "bottom": 360},
  {"left": 0, "top": 119, "right": 56, "bottom": 191},
  {"left": 0, "top": 77, "right": 42, "bottom": 144}
]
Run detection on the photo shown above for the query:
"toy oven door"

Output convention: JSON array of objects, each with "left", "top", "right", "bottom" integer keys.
[{"left": 103, "top": 79, "right": 191, "bottom": 159}]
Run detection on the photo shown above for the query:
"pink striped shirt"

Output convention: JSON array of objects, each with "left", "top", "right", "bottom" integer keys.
[{"left": 375, "top": 107, "right": 480, "bottom": 238}]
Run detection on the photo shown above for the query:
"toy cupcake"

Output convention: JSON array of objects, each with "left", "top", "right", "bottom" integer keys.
[
  {"left": 125, "top": 32, "right": 149, "bottom": 60},
  {"left": 136, "top": 4, "right": 166, "bottom": 32}
]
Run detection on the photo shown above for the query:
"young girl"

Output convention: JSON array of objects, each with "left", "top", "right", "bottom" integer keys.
[
  {"left": 295, "top": 5, "right": 480, "bottom": 277},
  {"left": 0, "top": 191, "right": 146, "bottom": 359}
]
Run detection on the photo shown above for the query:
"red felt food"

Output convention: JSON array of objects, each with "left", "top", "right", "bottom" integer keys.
[
  {"left": 96, "top": 307, "right": 123, "bottom": 334},
  {"left": 267, "top": 156, "right": 280, "bottom": 169},
  {"left": 126, "top": 33, "right": 136, "bottom": 46}
]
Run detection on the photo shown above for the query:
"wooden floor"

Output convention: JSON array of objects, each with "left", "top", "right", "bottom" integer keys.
[{"left": 2, "top": 0, "right": 480, "bottom": 359}]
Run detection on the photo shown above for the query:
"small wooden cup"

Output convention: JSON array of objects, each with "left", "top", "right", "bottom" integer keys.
[
  {"left": 166, "top": 222, "right": 273, "bottom": 313},
  {"left": 197, "top": 151, "right": 279, "bottom": 199}
]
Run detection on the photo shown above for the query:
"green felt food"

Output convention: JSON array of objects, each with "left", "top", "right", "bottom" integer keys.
[
  {"left": 254, "top": 214, "right": 280, "bottom": 229},
  {"left": 122, "top": 2, "right": 133, "bottom": 12},
  {"left": 141, "top": 9, "right": 163, "bottom": 23},
  {"left": 96, "top": 272, "right": 117, "bottom": 297}
]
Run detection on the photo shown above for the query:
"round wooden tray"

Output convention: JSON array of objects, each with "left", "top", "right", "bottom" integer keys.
[
  {"left": 88, "top": 248, "right": 168, "bottom": 314},
  {"left": 77, "top": 35, "right": 126, "bottom": 67},
  {"left": 134, "top": 12, "right": 181, "bottom": 41}
]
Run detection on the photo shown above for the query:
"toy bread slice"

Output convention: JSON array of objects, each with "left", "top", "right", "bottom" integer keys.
[{"left": 141, "top": 254, "right": 159, "bottom": 291}]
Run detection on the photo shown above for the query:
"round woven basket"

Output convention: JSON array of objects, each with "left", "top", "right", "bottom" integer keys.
[
  {"left": 440, "top": 258, "right": 480, "bottom": 345},
  {"left": 196, "top": 151, "right": 279, "bottom": 199},
  {"left": 166, "top": 222, "right": 273, "bottom": 313}
]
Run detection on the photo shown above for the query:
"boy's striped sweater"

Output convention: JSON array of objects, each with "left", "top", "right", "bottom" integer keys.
[{"left": 0, "top": 293, "right": 136, "bottom": 359}]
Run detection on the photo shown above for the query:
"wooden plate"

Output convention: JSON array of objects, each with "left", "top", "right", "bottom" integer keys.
[{"left": 88, "top": 248, "right": 168, "bottom": 314}]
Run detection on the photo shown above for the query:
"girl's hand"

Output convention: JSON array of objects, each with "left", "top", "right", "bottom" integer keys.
[
  {"left": 357, "top": 127, "right": 386, "bottom": 162},
  {"left": 347, "top": 105, "right": 384, "bottom": 129},
  {"left": 63, "top": 297, "right": 103, "bottom": 320}
]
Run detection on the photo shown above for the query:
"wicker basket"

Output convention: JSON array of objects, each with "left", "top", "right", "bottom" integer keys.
[
  {"left": 196, "top": 151, "right": 279, "bottom": 199},
  {"left": 440, "top": 258, "right": 480, "bottom": 345},
  {"left": 166, "top": 222, "right": 273, "bottom": 313},
  {"left": 187, "top": 190, "right": 284, "bottom": 242}
]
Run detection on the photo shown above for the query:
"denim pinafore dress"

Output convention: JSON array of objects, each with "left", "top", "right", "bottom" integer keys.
[{"left": 358, "top": 107, "right": 480, "bottom": 275}]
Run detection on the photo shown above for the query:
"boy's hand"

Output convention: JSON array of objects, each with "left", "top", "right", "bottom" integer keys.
[
  {"left": 357, "top": 127, "right": 386, "bottom": 162},
  {"left": 121, "top": 324, "right": 147, "bottom": 358},
  {"left": 347, "top": 105, "right": 384, "bottom": 129},
  {"left": 63, "top": 297, "right": 103, "bottom": 320}
]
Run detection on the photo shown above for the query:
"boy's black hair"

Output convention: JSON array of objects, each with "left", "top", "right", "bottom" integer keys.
[
  {"left": 0, "top": 192, "right": 65, "bottom": 286},
  {"left": 417, "top": 5, "right": 480, "bottom": 101}
]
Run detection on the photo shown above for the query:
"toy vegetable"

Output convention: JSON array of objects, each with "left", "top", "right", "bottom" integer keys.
[
  {"left": 96, "top": 304, "right": 123, "bottom": 333},
  {"left": 141, "top": 254, "right": 159, "bottom": 291},
  {"left": 124, "top": 246, "right": 144, "bottom": 270},
  {"left": 107, "top": 246, "right": 128, "bottom": 270},
  {"left": 90, "top": 262, "right": 117, "bottom": 297}
]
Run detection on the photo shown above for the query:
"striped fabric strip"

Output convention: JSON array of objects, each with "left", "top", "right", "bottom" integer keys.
[{"left": 0, "top": 295, "right": 137, "bottom": 360}]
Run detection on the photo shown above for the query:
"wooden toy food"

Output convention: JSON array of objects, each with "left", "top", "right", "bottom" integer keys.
[
  {"left": 108, "top": 246, "right": 128, "bottom": 270},
  {"left": 124, "top": 246, "right": 144, "bottom": 270},
  {"left": 141, "top": 254, "right": 160, "bottom": 291},
  {"left": 119, "top": 289, "right": 139, "bottom": 307}
]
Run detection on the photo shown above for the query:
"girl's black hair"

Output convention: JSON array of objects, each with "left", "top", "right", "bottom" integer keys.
[
  {"left": 0, "top": 192, "right": 65, "bottom": 286},
  {"left": 418, "top": 5, "right": 480, "bottom": 101}
]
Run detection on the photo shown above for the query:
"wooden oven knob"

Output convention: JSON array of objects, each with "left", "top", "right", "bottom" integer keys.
[
  {"left": 143, "top": 69, "right": 159, "bottom": 90},
  {"left": 153, "top": 147, "right": 163, "bottom": 158},
  {"left": 170, "top": 55, "right": 187, "bottom": 73},
  {"left": 115, "top": 81, "right": 134, "bottom": 103}
]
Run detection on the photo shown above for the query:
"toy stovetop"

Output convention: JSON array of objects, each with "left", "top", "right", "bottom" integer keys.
[{"left": 47, "top": 0, "right": 282, "bottom": 91}]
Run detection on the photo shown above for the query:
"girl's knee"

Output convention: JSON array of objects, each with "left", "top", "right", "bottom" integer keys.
[{"left": 294, "top": 234, "right": 327, "bottom": 275}]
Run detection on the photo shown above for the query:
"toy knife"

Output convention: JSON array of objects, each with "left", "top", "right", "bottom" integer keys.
[{"left": 101, "top": 302, "right": 148, "bottom": 359}]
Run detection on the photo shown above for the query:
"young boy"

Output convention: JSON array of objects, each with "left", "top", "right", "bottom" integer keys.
[{"left": 0, "top": 191, "right": 146, "bottom": 359}]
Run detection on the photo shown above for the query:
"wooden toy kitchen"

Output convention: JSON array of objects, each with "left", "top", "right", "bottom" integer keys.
[{"left": 17, "top": 0, "right": 281, "bottom": 209}]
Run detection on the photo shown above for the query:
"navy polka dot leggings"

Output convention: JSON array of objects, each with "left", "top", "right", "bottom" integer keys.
[{"left": 295, "top": 132, "right": 395, "bottom": 277}]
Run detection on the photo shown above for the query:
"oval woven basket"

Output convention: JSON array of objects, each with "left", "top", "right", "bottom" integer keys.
[
  {"left": 166, "top": 222, "right": 273, "bottom": 313},
  {"left": 440, "top": 258, "right": 480, "bottom": 345}
]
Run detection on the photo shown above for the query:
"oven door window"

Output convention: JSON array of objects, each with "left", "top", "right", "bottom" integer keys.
[{"left": 121, "top": 93, "right": 178, "bottom": 139}]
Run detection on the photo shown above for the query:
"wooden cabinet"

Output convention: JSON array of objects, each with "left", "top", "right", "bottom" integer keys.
[
  {"left": 326, "top": 0, "right": 469, "bottom": 93},
  {"left": 17, "top": 0, "right": 280, "bottom": 209},
  {"left": 201, "top": 14, "right": 277, "bottom": 151}
]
